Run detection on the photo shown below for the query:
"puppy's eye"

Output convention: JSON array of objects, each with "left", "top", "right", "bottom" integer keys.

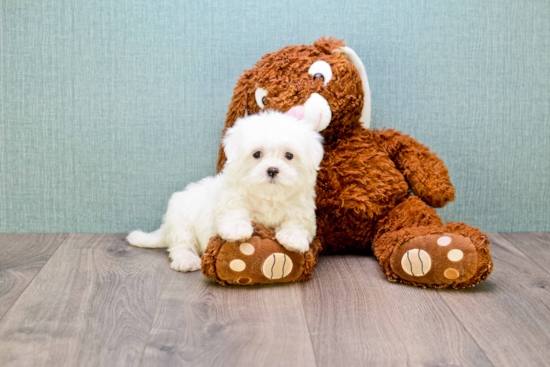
[
  {"left": 255, "top": 88, "right": 268, "bottom": 109},
  {"left": 253, "top": 151, "right": 262, "bottom": 159},
  {"left": 285, "top": 152, "right": 293, "bottom": 160},
  {"left": 308, "top": 60, "right": 333, "bottom": 86}
]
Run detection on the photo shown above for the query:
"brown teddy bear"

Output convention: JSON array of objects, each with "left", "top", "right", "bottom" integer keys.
[{"left": 202, "top": 37, "right": 493, "bottom": 289}]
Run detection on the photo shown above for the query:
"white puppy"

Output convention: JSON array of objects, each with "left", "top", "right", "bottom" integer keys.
[{"left": 127, "top": 110, "right": 324, "bottom": 272}]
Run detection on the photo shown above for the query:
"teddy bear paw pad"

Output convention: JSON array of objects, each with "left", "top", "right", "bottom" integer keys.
[
  {"left": 400, "top": 249, "right": 432, "bottom": 276},
  {"left": 262, "top": 253, "right": 293, "bottom": 279},
  {"left": 390, "top": 233, "right": 478, "bottom": 286}
]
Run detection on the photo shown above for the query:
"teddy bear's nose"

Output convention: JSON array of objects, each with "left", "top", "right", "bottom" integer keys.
[
  {"left": 283, "top": 93, "right": 332, "bottom": 132},
  {"left": 267, "top": 167, "right": 279, "bottom": 178},
  {"left": 286, "top": 106, "right": 305, "bottom": 120}
]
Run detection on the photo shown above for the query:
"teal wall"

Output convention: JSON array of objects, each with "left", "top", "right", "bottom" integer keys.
[{"left": 1, "top": 0, "right": 549, "bottom": 233}]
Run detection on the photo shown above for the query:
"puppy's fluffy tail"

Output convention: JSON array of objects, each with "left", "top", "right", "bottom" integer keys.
[{"left": 126, "top": 227, "right": 167, "bottom": 248}]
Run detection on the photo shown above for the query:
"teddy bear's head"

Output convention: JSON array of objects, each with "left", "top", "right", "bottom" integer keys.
[{"left": 217, "top": 37, "right": 371, "bottom": 170}]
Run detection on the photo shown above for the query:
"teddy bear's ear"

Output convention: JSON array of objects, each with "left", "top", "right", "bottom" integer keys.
[{"left": 333, "top": 47, "right": 371, "bottom": 129}]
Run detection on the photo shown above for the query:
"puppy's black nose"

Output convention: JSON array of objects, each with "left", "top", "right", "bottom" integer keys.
[{"left": 267, "top": 167, "right": 279, "bottom": 178}]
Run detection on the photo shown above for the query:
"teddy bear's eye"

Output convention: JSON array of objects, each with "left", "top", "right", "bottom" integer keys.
[
  {"left": 285, "top": 152, "right": 294, "bottom": 160},
  {"left": 308, "top": 60, "right": 333, "bottom": 86},
  {"left": 253, "top": 151, "right": 262, "bottom": 159},
  {"left": 313, "top": 73, "right": 324, "bottom": 82},
  {"left": 255, "top": 88, "right": 268, "bottom": 109}
]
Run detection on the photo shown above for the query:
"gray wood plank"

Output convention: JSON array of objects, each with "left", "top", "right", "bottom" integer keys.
[
  {"left": 300, "top": 255, "right": 492, "bottom": 367},
  {"left": 141, "top": 270, "right": 317, "bottom": 367},
  {"left": 0, "top": 234, "right": 169, "bottom": 367},
  {"left": 498, "top": 232, "right": 550, "bottom": 275},
  {"left": 0, "top": 233, "right": 68, "bottom": 320},
  {"left": 437, "top": 233, "right": 550, "bottom": 367}
]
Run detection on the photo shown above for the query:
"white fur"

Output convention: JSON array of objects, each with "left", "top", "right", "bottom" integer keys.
[{"left": 127, "top": 111, "right": 324, "bottom": 272}]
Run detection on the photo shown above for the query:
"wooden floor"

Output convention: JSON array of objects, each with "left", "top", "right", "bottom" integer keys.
[{"left": 0, "top": 233, "right": 549, "bottom": 366}]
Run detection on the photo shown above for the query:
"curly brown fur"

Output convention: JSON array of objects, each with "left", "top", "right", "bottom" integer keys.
[
  {"left": 373, "top": 196, "right": 444, "bottom": 243},
  {"left": 372, "top": 129, "right": 456, "bottom": 208},
  {"left": 296, "top": 237, "right": 323, "bottom": 282},
  {"left": 201, "top": 235, "right": 225, "bottom": 284}
]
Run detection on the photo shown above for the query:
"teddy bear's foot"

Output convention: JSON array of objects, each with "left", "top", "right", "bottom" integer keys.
[
  {"left": 390, "top": 233, "right": 479, "bottom": 286},
  {"left": 373, "top": 223, "right": 493, "bottom": 289},
  {"left": 202, "top": 223, "right": 321, "bottom": 285}
]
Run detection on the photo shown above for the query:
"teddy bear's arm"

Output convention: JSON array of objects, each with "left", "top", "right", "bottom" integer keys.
[
  {"left": 317, "top": 139, "right": 410, "bottom": 221},
  {"left": 372, "top": 129, "right": 455, "bottom": 208}
]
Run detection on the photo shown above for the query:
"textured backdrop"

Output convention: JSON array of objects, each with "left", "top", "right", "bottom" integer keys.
[{"left": 1, "top": 0, "right": 549, "bottom": 233}]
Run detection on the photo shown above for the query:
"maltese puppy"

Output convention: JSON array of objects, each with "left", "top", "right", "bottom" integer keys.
[{"left": 127, "top": 110, "right": 324, "bottom": 272}]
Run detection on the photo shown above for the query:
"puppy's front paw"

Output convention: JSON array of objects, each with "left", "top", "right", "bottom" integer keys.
[
  {"left": 218, "top": 221, "right": 254, "bottom": 242},
  {"left": 170, "top": 252, "right": 202, "bottom": 272},
  {"left": 276, "top": 229, "right": 310, "bottom": 253}
]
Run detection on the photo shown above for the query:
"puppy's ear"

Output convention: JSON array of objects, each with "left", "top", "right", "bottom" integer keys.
[
  {"left": 221, "top": 122, "right": 242, "bottom": 163},
  {"left": 218, "top": 77, "right": 252, "bottom": 172},
  {"left": 296, "top": 127, "right": 324, "bottom": 170},
  {"left": 307, "top": 131, "right": 325, "bottom": 169}
]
